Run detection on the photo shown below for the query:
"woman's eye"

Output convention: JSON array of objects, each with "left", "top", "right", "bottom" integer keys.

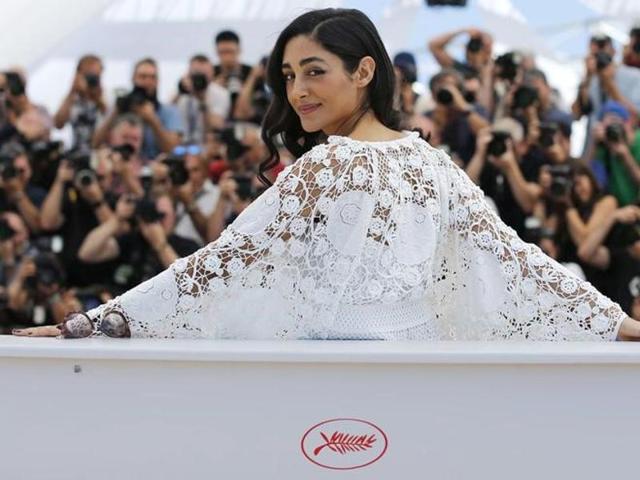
[
  {"left": 308, "top": 69, "right": 324, "bottom": 77},
  {"left": 283, "top": 72, "right": 294, "bottom": 82}
]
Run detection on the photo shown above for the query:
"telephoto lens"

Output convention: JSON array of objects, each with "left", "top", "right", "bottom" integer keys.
[{"left": 487, "top": 131, "right": 510, "bottom": 157}]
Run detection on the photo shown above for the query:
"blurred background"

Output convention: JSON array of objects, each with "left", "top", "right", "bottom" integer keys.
[{"left": 2, "top": 0, "right": 640, "bottom": 332}]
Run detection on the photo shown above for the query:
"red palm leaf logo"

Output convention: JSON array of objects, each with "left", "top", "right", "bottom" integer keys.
[
  {"left": 313, "top": 431, "right": 377, "bottom": 455},
  {"left": 301, "top": 418, "right": 388, "bottom": 470}
]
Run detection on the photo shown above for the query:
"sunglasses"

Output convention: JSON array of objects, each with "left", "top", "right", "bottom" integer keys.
[{"left": 173, "top": 144, "right": 202, "bottom": 156}]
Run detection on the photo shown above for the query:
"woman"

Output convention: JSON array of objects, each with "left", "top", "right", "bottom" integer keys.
[{"left": 13, "top": 8, "right": 640, "bottom": 340}]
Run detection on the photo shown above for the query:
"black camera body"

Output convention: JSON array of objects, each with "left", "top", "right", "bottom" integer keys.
[
  {"left": 605, "top": 122, "right": 626, "bottom": 143},
  {"left": 66, "top": 151, "right": 96, "bottom": 187},
  {"left": 112, "top": 143, "right": 135, "bottom": 161},
  {"left": 595, "top": 51, "right": 612, "bottom": 71},
  {"left": 162, "top": 156, "right": 189, "bottom": 186},
  {"left": 133, "top": 197, "right": 165, "bottom": 223},
  {"left": 116, "top": 86, "right": 149, "bottom": 114},
  {"left": 4, "top": 72, "right": 25, "bottom": 97},
  {"left": 487, "top": 131, "right": 511, "bottom": 157},
  {"left": 0, "top": 157, "right": 19, "bottom": 181},
  {"left": 512, "top": 85, "right": 538, "bottom": 109},
  {"left": 233, "top": 175, "right": 255, "bottom": 201},
  {"left": 0, "top": 218, "right": 15, "bottom": 241},
  {"left": 539, "top": 122, "right": 558, "bottom": 149},
  {"left": 190, "top": 73, "right": 208, "bottom": 93},
  {"left": 84, "top": 73, "right": 100, "bottom": 89},
  {"left": 495, "top": 52, "right": 521, "bottom": 81},
  {"left": 435, "top": 88, "right": 454, "bottom": 105},
  {"left": 548, "top": 164, "right": 572, "bottom": 198},
  {"left": 466, "top": 36, "right": 483, "bottom": 53}
]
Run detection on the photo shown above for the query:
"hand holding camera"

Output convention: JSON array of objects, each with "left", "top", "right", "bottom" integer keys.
[
  {"left": 486, "top": 132, "right": 517, "bottom": 172},
  {"left": 219, "top": 171, "right": 240, "bottom": 204}
]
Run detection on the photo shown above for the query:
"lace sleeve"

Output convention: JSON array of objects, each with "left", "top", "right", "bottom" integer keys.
[
  {"left": 434, "top": 151, "right": 626, "bottom": 341},
  {"left": 86, "top": 143, "right": 350, "bottom": 339}
]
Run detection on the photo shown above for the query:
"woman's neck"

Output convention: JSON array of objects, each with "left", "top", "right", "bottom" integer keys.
[{"left": 327, "top": 111, "right": 404, "bottom": 142}]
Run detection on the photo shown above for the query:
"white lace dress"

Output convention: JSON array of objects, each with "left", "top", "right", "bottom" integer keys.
[{"left": 86, "top": 131, "right": 626, "bottom": 341}]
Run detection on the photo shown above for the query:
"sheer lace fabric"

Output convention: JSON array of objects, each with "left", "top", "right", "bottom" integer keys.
[{"left": 86, "top": 132, "right": 626, "bottom": 341}]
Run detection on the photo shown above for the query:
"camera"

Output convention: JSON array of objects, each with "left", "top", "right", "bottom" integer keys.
[
  {"left": 84, "top": 73, "right": 100, "bottom": 89},
  {"left": 487, "top": 131, "right": 511, "bottom": 157},
  {"left": 67, "top": 150, "right": 96, "bottom": 187},
  {"left": 466, "top": 36, "right": 483, "bottom": 53},
  {"left": 4, "top": 72, "right": 25, "bottom": 97},
  {"left": 632, "top": 27, "right": 640, "bottom": 54},
  {"left": 512, "top": 85, "right": 538, "bottom": 109},
  {"left": 116, "top": 86, "right": 149, "bottom": 114},
  {"left": 111, "top": 143, "right": 135, "bottom": 161},
  {"left": 539, "top": 122, "right": 558, "bottom": 149},
  {"left": 162, "top": 156, "right": 189, "bottom": 186},
  {"left": 0, "top": 159, "right": 19, "bottom": 181},
  {"left": 495, "top": 52, "right": 521, "bottom": 81},
  {"left": 594, "top": 51, "right": 612, "bottom": 71},
  {"left": 133, "top": 197, "right": 165, "bottom": 223},
  {"left": 435, "top": 87, "right": 454, "bottom": 105},
  {"left": 190, "top": 73, "right": 208, "bottom": 93},
  {"left": 28, "top": 140, "right": 64, "bottom": 189},
  {"left": 548, "top": 164, "right": 572, "bottom": 198},
  {"left": 0, "top": 218, "right": 15, "bottom": 241},
  {"left": 215, "top": 126, "right": 250, "bottom": 162},
  {"left": 605, "top": 122, "right": 626, "bottom": 143},
  {"left": 233, "top": 174, "right": 255, "bottom": 201}
]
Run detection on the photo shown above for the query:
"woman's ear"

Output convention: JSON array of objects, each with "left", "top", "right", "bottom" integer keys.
[{"left": 354, "top": 56, "right": 376, "bottom": 87}]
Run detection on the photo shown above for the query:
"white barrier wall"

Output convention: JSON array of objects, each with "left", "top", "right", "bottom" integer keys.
[{"left": 0, "top": 337, "right": 639, "bottom": 479}]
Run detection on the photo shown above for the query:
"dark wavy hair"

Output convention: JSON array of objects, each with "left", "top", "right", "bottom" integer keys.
[{"left": 258, "top": 8, "right": 401, "bottom": 186}]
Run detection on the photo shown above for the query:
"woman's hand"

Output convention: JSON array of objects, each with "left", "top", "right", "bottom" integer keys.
[{"left": 12, "top": 325, "right": 63, "bottom": 337}]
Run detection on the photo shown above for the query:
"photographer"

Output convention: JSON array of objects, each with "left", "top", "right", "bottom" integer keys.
[
  {"left": 537, "top": 165, "right": 617, "bottom": 287},
  {"left": 207, "top": 169, "right": 260, "bottom": 242},
  {"left": 0, "top": 142, "right": 46, "bottom": 233},
  {"left": 53, "top": 54, "right": 107, "bottom": 152},
  {"left": 0, "top": 70, "right": 52, "bottom": 144},
  {"left": 466, "top": 120, "right": 544, "bottom": 237},
  {"left": 92, "top": 58, "right": 182, "bottom": 160},
  {"left": 104, "top": 114, "right": 145, "bottom": 197},
  {"left": 623, "top": 26, "right": 640, "bottom": 69},
  {"left": 577, "top": 202, "right": 640, "bottom": 315},
  {"left": 572, "top": 34, "right": 640, "bottom": 150},
  {"left": 424, "top": 69, "right": 489, "bottom": 165},
  {"left": 168, "top": 145, "right": 220, "bottom": 246},
  {"left": 232, "top": 55, "right": 271, "bottom": 125},
  {"left": 78, "top": 194, "right": 199, "bottom": 294},
  {"left": 213, "top": 30, "right": 252, "bottom": 119},
  {"left": 40, "top": 151, "right": 119, "bottom": 287},
  {"left": 6, "top": 252, "right": 82, "bottom": 326},
  {"left": 174, "top": 54, "right": 230, "bottom": 144},
  {"left": 0, "top": 212, "right": 29, "bottom": 288},
  {"left": 589, "top": 101, "right": 640, "bottom": 206}
]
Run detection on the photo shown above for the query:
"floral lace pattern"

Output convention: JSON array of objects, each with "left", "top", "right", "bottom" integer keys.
[{"left": 87, "top": 132, "right": 626, "bottom": 341}]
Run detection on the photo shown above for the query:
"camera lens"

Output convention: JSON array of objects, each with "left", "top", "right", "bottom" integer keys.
[{"left": 436, "top": 88, "right": 453, "bottom": 105}]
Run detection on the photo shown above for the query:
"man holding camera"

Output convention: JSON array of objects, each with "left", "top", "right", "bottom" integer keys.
[
  {"left": 78, "top": 194, "right": 199, "bottom": 294},
  {"left": 174, "top": 54, "right": 230, "bottom": 144},
  {"left": 53, "top": 55, "right": 107, "bottom": 152},
  {"left": 168, "top": 145, "right": 220, "bottom": 246},
  {"left": 590, "top": 101, "right": 640, "bottom": 206},
  {"left": 466, "top": 119, "right": 544, "bottom": 237},
  {"left": 0, "top": 70, "right": 52, "bottom": 144},
  {"left": 213, "top": 30, "right": 252, "bottom": 119},
  {"left": 0, "top": 142, "right": 46, "bottom": 233},
  {"left": 424, "top": 69, "right": 489, "bottom": 165},
  {"left": 93, "top": 58, "right": 182, "bottom": 160},
  {"left": 573, "top": 34, "right": 640, "bottom": 151}
]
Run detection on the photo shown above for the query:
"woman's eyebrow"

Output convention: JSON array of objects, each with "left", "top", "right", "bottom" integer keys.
[{"left": 281, "top": 56, "right": 328, "bottom": 69}]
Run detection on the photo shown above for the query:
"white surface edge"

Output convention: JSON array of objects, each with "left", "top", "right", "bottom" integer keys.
[{"left": 1, "top": 336, "right": 640, "bottom": 364}]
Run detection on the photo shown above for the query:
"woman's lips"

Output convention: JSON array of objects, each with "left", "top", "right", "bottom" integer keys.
[{"left": 299, "top": 104, "right": 320, "bottom": 115}]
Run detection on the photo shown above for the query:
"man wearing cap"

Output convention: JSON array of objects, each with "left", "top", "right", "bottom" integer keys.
[{"left": 573, "top": 34, "right": 640, "bottom": 153}]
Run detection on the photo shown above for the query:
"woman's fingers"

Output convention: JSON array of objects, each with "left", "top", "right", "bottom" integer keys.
[{"left": 12, "top": 325, "right": 62, "bottom": 337}]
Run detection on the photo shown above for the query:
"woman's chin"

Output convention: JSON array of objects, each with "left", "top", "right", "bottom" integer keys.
[{"left": 300, "top": 119, "right": 324, "bottom": 134}]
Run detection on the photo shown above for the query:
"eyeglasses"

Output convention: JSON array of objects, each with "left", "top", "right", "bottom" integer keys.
[{"left": 173, "top": 144, "right": 202, "bottom": 156}]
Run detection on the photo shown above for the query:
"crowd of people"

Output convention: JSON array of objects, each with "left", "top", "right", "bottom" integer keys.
[{"left": 2, "top": 25, "right": 640, "bottom": 332}]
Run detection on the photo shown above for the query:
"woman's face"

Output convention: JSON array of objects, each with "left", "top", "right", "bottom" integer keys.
[
  {"left": 573, "top": 173, "right": 593, "bottom": 203},
  {"left": 281, "top": 35, "right": 371, "bottom": 135}
]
